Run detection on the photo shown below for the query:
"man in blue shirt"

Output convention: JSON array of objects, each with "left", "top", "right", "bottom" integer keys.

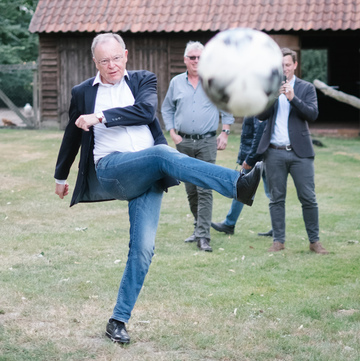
[{"left": 161, "top": 41, "right": 234, "bottom": 252}]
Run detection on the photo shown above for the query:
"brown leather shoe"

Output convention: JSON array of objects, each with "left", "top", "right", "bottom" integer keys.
[
  {"left": 267, "top": 241, "right": 285, "bottom": 252},
  {"left": 309, "top": 241, "right": 329, "bottom": 254}
]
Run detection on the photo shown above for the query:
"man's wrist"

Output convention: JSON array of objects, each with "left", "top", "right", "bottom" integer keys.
[
  {"left": 95, "top": 111, "right": 106, "bottom": 123},
  {"left": 222, "top": 129, "right": 230, "bottom": 135}
]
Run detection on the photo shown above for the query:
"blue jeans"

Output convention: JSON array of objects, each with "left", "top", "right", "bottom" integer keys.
[
  {"left": 95, "top": 144, "right": 240, "bottom": 322},
  {"left": 223, "top": 169, "right": 270, "bottom": 226}
]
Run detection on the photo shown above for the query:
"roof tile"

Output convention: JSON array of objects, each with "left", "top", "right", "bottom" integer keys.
[{"left": 29, "top": 0, "right": 360, "bottom": 34}]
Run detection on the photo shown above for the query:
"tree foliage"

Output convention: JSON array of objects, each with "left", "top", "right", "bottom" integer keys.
[
  {"left": 0, "top": 0, "right": 39, "bottom": 64},
  {"left": 0, "top": 0, "right": 39, "bottom": 107},
  {"left": 301, "top": 49, "right": 328, "bottom": 84}
]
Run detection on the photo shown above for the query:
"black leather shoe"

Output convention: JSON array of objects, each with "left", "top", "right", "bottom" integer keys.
[
  {"left": 184, "top": 232, "right": 196, "bottom": 243},
  {"left": 236, "top": 161, "right": 263, "bottom": 206},
  {"left": 211, "top": 222, "right": 235, "bottom": 235},
  {"left": 106, "top": 318, "right": 130, "bottom": 344},
  {"left": 258, "top": 229, "right": 273, "bottom": 237},
  {"left": 197, "top": 238, "right": 213, "bottom": 252}
]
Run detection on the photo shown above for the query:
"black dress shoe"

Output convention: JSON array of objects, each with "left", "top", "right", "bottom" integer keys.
[
  {"left": 106, "top": 318, "right": 130, "bottom": 344},
  {"left": 197, "top": 238, "right": 213, "bottom": 252},
  {"left": 258, "top": 229, "right": 273, "bottom": 237},
  {"left": 236, "top": 161, "right": 263, "bottom": 206},
  {"left": 184, "top": 232, "right": 196, "bottom": 243},
  {"left": 211, "top": 222, "right": 235, "bottom": 235}
]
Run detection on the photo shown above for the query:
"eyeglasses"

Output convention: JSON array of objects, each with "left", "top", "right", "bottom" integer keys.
[
  {"left": 96, "top": 55, "right": 124, "bottom": 66},
  {"left": 186, "top": 56, "right": 201, "bottom": 61}
]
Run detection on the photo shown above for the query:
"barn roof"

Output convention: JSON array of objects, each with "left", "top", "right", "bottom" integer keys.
[{"left": 29, "top": 0, "right": 360, "bottom": 34}]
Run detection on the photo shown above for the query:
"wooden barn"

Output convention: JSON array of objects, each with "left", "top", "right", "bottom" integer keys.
[{"left": 29, "top": 0, "right": 360, "bottom": 131}]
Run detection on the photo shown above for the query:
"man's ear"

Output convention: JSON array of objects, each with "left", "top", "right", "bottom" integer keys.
[{"left": 93, "top": 57, "right": 99, "bottom": 71}]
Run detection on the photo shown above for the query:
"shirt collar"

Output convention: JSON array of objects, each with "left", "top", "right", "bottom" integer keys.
[
  {"left": 288, "top": 75, "right": 296, "bottom": 87},
  {"left": 92, "top": 70, "right": 129, "bottom": 87}
]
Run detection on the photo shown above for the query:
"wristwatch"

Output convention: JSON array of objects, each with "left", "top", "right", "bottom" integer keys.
[
  {"left": 96, "top": 112, "right": 105, "bottom": 123},
  {"left": 222, "top": 129, "right": 230, "bottom": 135}
]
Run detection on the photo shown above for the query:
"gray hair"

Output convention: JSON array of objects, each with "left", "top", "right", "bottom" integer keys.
[
  {"left": 184, "top": 41, "right": 204, "bottom": 56},
  {"left": 91, "top": 33, "right": 126, "bottom": 57}
]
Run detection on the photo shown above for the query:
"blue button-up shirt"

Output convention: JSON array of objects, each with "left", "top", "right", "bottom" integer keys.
[{"left": 161, "top": 72, "right": 234, "bottom": 135}]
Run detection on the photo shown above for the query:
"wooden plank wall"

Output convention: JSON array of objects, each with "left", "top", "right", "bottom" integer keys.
[
  {"left": 39, "top": 32, "right": 295, "bottom": 128},
  {"left": 39, "top": 37, "right": 59, "bottom": 121},
  {"left": 41, "top": 33, "right": 214, "bottom": 128},
  {"left": 124, "top": 33, "right": 212, "bottom": 123},
  {"left": 58, "top": 36, "right": 95, "bottom": 128},
  {"left": 125, "top": 35, "right": 169, "bottom": 122}
]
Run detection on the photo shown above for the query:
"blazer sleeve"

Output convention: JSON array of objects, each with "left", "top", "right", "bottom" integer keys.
[
  {"left": 54, "top": 87, "right": 83, "bottom": 180},
  {"left": 161, "top": 78, "right": 177, "bottom": 131},
  {"left": 290, "top": 80, "right": 319, "bottom": 122},
  {"left": 257, "top": 100, "right": 276, "bottom": 121},
  {"left": 103, "top": 71, "right": 159, "bottom": 127}
]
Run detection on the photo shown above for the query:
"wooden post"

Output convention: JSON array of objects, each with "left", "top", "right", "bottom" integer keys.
[
  {"left": 314, "top": 79, "right": 360, "bottom": 109},
  {"left": 33, "top": 68, "right": 39, "bottom": 128}
]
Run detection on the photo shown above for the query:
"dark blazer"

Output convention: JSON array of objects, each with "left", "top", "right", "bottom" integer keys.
[
  {"left": 237, "top": 117, "right": 266, "bottom": 167},
  {"left": 257, "top": 77, "right": 318, "bottom": 158},
  {"left": 54, "top": 70, "right": 178, "bottom": 207}
]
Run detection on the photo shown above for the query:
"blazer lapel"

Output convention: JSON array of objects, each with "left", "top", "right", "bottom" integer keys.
[
  {"left": 288, "top": 77, "right": 298, "bottom": 117},
  {"left": 84, "top": 83, "right": 99, "bottom": 114},
  {"left": 270, "top": 100, "right": 279, "bottom": 134}
]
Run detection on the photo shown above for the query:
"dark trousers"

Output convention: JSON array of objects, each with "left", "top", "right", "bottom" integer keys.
[
  {"left": 264, "top": 147, "right": 319, "bottom": 244},
  {"left": 176, "top": 136, "right": 217, "bottom": 240}
]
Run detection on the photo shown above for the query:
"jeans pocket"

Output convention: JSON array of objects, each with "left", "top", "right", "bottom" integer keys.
[{"left": 98, "top": 177, "right": 128, "bottom": 200}]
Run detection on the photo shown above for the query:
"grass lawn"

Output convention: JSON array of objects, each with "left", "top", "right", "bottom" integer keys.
[{"left": 0, "top": 129, "right": 359, "bottom": 361}]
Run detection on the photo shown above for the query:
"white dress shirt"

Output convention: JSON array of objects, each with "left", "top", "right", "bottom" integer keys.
[
  {"left": 55, "top": 71, "right": 154, "bottom": 184},
  {"left": 270, "top": 75, "right": 296, "bottom": 146},
  {"left": 92, "top": 71, "right": 154, "bottom": 163}
]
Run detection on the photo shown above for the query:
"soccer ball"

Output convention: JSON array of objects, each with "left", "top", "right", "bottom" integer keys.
[{"left": 198, "top": 28, "right": 283, "bottom": 117}]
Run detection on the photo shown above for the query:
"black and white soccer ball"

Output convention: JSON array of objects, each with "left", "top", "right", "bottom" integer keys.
[{"left": 198, "top": 28, "right": 283, "bottom": 117}]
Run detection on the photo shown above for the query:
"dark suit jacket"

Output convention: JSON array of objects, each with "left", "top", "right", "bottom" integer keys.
[
  {"left": 54, "top": 70, "right": 178, "bottom": 207},
  {"left": 237, "top": 117, "right": 266, "bottom": 167},
  {"left": 257, "top": 77, "right": 318, "bottom": 158}
]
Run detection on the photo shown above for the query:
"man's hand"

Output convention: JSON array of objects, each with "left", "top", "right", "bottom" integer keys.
[
  {"left": 55, "top": 183, "right": 69, "bottom": 199},
  {"left": 280, "top": 80, "right": 295, "bottom": 101},
  {"left": 217, "top": 131, "right": 228, "bottom": 150},
  {"left": 169, "top": 129, "right": 183, "bottom": 145},
  {"left": 75, "top": 114, "right": 100, "bottom": 131},
  {"left": 241, "top": 160, "right": 252, "bottom": 170}
]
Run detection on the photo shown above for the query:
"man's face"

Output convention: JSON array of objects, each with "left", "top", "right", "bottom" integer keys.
[
  {"left": 282, "top": 54, "right": 298, "bottom": 81},
  {"left": 184, "top": 49, "right": 202, "bottom": 77},
  {"left": 93, "top": 38, "right": 128, "bottom": 84}
]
